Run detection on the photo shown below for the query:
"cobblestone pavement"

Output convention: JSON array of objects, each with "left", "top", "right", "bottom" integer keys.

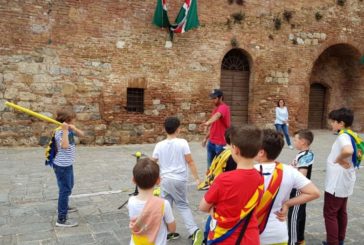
[{"left": 0, "top": 130, "right": 363, "bottom": 245}]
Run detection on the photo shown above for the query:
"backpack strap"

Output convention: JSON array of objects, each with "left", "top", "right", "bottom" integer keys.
[
  {"left": 255, "top": 162, "right": 284, "bottom": 234},
  {"left": 235, "top": 208, "right": 254, "bottom": 245}
]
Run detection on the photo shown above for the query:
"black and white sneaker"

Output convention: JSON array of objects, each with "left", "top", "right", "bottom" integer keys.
[
  {"left": 167, "top": 232, "right": 180, "bottom": 241},
  {"left": 55, "top": 218, "right": 78, "bottom": 227}
]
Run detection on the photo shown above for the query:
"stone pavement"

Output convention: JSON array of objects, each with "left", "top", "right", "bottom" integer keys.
[{"left": 0, "top": 130, "right": 363, "bottom": 245}]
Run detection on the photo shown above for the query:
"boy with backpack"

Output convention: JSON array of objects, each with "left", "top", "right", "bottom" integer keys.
[
  {"left": 199, "top": 125, "right": 264, "bottom": 244},
  {"left": 288, "top": 129, "right": 315, "bottom": 245},
  {"left": 198, "top": 126, "right": 237, "bottom": 190},
  {"left": 254, "top": 129, "right": 320, "bottom": 245},
  {"left": 128, "top": 158, "right": 176, "bottom": 245},
  {"left": 152, "top": 117, "right": 203, "bottom": 244},
  {"left": 323, "top": 108, "right": 362, "bottom": 245},
  {"left": 51, "top": 110, "right": 84, "bottom": 227}
]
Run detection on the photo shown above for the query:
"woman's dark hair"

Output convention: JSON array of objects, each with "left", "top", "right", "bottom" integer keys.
[{"left": 277, "top": 99, "right": 285, "bottom": 107}]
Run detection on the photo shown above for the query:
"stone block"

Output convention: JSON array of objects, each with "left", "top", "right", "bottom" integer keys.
[
  {"left": 300, "top": 32, "right": 307, "bottom": 39},
  {"left": 307, "top": 33, "right": 313, "bottom": 38},
  {"left": 19, "top": 92, "right": 35, "bottom": 101},
  {"left": 18, "top": 63, "right": 40, "bottom": 74},
  {"left": 265, "top": 77, "right": 273, "bottom": 83},
  {"left": 95, "top": 124, "right": 107, "bottom": 131},
  {"left": 297, "top": 38, "right": 304, "bottom": 45},
  {"left": 152, "top": 99, "right": 160, "bottom": 105},
  {"left": 312, "top": 39, "right": 319, "bottom": 45},
  {"left": 62, "top": 82, "right": 77, "bottom": 95},
  {"left": 288, "top": 33, "right": 295, "bottom": 40},
  {"left": 276, "top": 72, "right": 283, "bottom": 77},
  {"left": 304, "top": 39, "right": 312, "bottom": 45},
  {"left": 116, "top": 40, "right": 125, "bottom": 49},
  {"left": 313, "top": 32, "right": 321, "bottom": 38},
  {"left": 181, "top": 102, "right": 190, "bottom": 110},
  {"left": 320, "top": 33, "right": 327, "bottom": 40},
  {"left": 4, "top": 88, "right": 19, "bottom": 99},
  {"left": 188, "top": 124, "right": 197, "bottom": 131}
]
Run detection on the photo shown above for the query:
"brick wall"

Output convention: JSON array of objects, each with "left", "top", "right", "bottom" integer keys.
[{"left": 0, "top": 0, "right": 363, "bottom": 146}]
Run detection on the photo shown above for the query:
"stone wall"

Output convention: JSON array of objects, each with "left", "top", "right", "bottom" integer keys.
[{"left": 0, "top": 0, "right": 363, "bottom": 146}]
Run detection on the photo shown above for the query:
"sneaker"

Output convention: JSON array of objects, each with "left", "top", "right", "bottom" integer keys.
[
  {"left": 167, "top": 232, "right": 180, "bottom": 241},
  {"left": 289, "top": 145, "right": 294, "bottom": 150},
  {"left": 68, "top": 206, "right": 78, "bottom": 213},
  {"left": 191, "top": 229, "right": 203, "bottom": 245},
  {"left": 56, "top": 207, "right": 78, "bottom": 213},
  {"left": 55, "top": 218, "right": 78, "bottom": 227}
]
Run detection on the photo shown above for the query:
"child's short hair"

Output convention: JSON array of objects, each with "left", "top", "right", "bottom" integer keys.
[
  {"left": 133, "top": 158, "right": 160, "bottom": 190},
  {"left": 56, "top": 110, "right": 76, "bottom": 123},
  {"left": 224, "top": 126, "right": 235, "bottom": 145},
  {"left": 262, "top": 129, "right": 284, "bottom": 160},
  {"left": 230, "top": 125, "right": 262, "bottom": 158},
  {"left": 328, "top": 107, "right": 354, "bottom": 127},
  {"left": 294, "top": 129, "right": 314, "bottom": 145},
  {"left": 164, "top": 117, "right": 180, "bottom": 134}
]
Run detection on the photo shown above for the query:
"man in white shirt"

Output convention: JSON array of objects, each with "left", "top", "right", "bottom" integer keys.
[{"left": 323, "top": 108, "right": 356, "bottom": 245}]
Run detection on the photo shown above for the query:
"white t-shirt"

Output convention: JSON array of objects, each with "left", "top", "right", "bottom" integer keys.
[
  {"left": 254, "top": 163, "right": 311, "bottom": 244},
  {"left": 128, "top": 196, "right": 174, "bottom": 245},
  {"left": 325, "top": 133, "right": 356, "bottom": 197},
  {"left": 275, "top": 107, "right": 288, "bottom": 125},
  {"left": 152, "top": 138, "right": 191, "bottom": 181}
]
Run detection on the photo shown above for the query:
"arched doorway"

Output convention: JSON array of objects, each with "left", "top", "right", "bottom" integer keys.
[
  {"left": 220, "top": 49, "right": 250, "bottom": 125},
  {"left": 308, "top": 83, "right": 327, "bottom": 129},
  {"left": 309, "top": 44, "right": 363, "bottom": 130}
]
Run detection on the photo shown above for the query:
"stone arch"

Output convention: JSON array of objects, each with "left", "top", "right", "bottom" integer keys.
[
  {"left": 220, "top": 48, "right": 252, "bottom": 126},
  {"left": 309, "top": 43, "right": 363, "bottom": 130}
]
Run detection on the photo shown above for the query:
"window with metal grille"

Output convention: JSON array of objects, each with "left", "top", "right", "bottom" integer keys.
[{"left": 126, "top": 88, "right": 144, "bottom": 113}]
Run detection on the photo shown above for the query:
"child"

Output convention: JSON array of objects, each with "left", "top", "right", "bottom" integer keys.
[
  {"left": 254, "top": 129, "right": 320, "bottom": 245},
  {"left": 323, "top": 108, "right": 356, "bottom": 245},
  {"left": 199, "top": 125, "right": 264, "bottom": 244},
  {"left": 288, "top": 129, "right": 315, "bottom": 245},
  {"left": 128, "top": 158, "right": 176, "bottom": 245},
  {"left": 152, "top": 117, "right": 203, "bottom": 244},
  {"left": 53, "top": 110, "right": 84, "bottom": 227},
  {"left": 198, "top": 126, "right": 237, "bottom": 190}
]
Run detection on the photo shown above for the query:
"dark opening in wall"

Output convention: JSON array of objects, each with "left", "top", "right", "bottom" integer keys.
[{"left": 126, "top": 88, "right": 144, "bottom": 113}]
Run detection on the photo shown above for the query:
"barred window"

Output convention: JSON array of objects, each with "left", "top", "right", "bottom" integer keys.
[{"left": 126, "top": 88, "right": 144, "bottom": 113}]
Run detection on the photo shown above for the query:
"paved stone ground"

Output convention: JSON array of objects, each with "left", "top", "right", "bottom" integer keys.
[{"left": 0, "top": 130, "right": 363, "bottom": 245}]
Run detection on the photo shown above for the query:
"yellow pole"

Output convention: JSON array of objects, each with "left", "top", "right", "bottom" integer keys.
[{"left": 5, "top": 101, "right": 62, "bottom": 126}]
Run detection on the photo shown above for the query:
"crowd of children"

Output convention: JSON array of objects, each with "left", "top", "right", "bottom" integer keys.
[{"left": 50, "top": 99, "right": 360, "bottom": 245}]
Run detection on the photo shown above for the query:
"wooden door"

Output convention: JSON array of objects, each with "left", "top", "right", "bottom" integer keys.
[
  {"left": 220, "top": 49, "right": 250, "bottom": 126},
  {"left": 308, "top": 83, "right": 327, "bottom": 128}
]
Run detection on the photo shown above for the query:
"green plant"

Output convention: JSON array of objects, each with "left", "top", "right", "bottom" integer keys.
[
  {"left": 274, "top": 17, "right": 282, "bottom": 30},
  {"left": 315, "top": 12, "right": 323, "bottom": 21},
  {"left": 283, "top": 10, "right": 293, "bottom": 22},
  {"left": 337, "top": 0, "right": 346, "bottom": 6},
  {"left": 230, "top": 37, "right": 239, "bottom": 47},
  {"left": 231, "top": 11, "right": 245, "bottom": 24}
]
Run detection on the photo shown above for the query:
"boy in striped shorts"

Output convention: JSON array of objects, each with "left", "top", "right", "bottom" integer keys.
[
  {"left": 288, "top": 129, "right": 315, "bottom": 245},
  {"left": 53, "top": 110, "right": 84, "bottom": 227}
]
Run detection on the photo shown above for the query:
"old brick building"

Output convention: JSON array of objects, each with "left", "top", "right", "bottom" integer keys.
[{"left": 0, "top": 0, "right": 363, "bottom": 146}]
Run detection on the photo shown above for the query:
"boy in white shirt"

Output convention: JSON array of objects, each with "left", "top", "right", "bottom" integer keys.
[
  {"left": 128, "top": 158, "right": 175, "bottom": 245},
  {"left": 323, "top": 108, "right": 356, "bottom": 245},
  {"left": 152, "top": 117, "right": 203, "bottom": 245},
  {"left": 254, "top": 129, "right": 320, "bottom": 245}
]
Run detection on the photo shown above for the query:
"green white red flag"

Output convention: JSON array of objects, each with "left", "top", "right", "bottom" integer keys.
[{"left": 152, "top": 0, "right": 199, "bottom": 34}]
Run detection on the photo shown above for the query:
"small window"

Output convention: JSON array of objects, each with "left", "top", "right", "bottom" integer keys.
[{"left": 126, "top": 88, "right": 144, "bottom": 112}]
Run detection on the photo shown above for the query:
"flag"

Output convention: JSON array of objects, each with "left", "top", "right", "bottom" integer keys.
[{"left": 152, "top": 0, "right": 199, "bottom": 34}]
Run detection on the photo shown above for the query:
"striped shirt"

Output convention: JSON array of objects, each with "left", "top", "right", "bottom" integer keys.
[{"left": 53, "top": 130, "right": 76, "bottom": 167}]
